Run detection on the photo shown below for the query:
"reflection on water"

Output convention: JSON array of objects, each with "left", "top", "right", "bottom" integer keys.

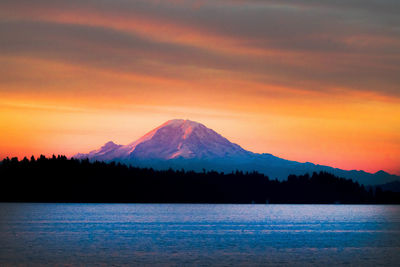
[{"left": 0, "top": 204, "right": 399, "bottom": 266}]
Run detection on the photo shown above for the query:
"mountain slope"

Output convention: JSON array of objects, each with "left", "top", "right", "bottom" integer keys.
[{"left": 74, "top": 119, "right": 400, "bottom": 186}]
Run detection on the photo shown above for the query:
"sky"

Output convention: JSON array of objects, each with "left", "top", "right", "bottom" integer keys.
[{"left": 0, "top": 0, "right": 399, "bottom": 175}]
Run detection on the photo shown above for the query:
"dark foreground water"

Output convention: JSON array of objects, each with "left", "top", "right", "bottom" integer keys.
[{"left": 0, "top": 204, "right": 399, "bottom": 266}]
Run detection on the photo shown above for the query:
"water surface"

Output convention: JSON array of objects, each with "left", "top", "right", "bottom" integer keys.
[{"left": 0, "top": 204, "right": 399, "bottom": 266}]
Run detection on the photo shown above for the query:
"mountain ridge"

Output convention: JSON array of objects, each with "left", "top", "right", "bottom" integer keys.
[{"left": 75, "top": 119, "right": 399, "bottom": 186}]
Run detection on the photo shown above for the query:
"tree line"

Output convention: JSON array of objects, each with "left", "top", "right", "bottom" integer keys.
[{"left": 0, "top": 155, "right": 399, "bottom": 204}]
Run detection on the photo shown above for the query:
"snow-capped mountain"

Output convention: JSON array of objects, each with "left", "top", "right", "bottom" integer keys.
[
  {"left": 76, "top": 119, "right": 251, "bottom": 161},
  {"left": 75, "top": 119, "right": 400, "bottom": 186}
]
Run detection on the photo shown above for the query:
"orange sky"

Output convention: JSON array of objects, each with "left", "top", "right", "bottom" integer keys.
[{"left": 0, "top": 0, "right": 399, "bottom": 175}]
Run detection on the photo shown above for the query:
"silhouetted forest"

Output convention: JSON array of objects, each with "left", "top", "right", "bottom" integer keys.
[{"left": 0, "top": 155, "right": 399, "bottom": 204}]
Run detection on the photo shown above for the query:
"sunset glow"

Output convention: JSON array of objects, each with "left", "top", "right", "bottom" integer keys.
[{"left": 1, "top": 0, "right": 399, "bottom": 174}]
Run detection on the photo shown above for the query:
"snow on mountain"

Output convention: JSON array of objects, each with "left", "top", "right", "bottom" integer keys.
[
  {"left": 74, "top": 141, "right": 122, "bottom": 161},
  {"left": 75, "top": 119, "right": 251, "bottom": 162}
]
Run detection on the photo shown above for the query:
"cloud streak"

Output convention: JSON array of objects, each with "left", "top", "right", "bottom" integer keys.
[{"left": 0, "top": 0, "right": 400, "bottom": 96}]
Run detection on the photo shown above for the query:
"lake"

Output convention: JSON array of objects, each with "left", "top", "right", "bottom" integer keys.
[{"left": 0, "top": 204, "right": 399, "bottom": 266}]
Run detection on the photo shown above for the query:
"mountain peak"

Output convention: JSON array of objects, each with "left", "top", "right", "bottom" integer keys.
[
  {"left": 129, "top": 119, "right": 248, "bottom": 160},
  {"left": 102, "top": 141, "right": 119, "bottom": 148},
  {"left": 76, "top": 119, "right": 249, "bottom": 161},
  {"left": 164, "top": 119, "right": 203, "bottom": 128},
  {"left": 375, "top": 170, "right": 390, "bottom": 176},
  {"left": 161, "top": 119, "right": 206, "bottom": 140}
]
